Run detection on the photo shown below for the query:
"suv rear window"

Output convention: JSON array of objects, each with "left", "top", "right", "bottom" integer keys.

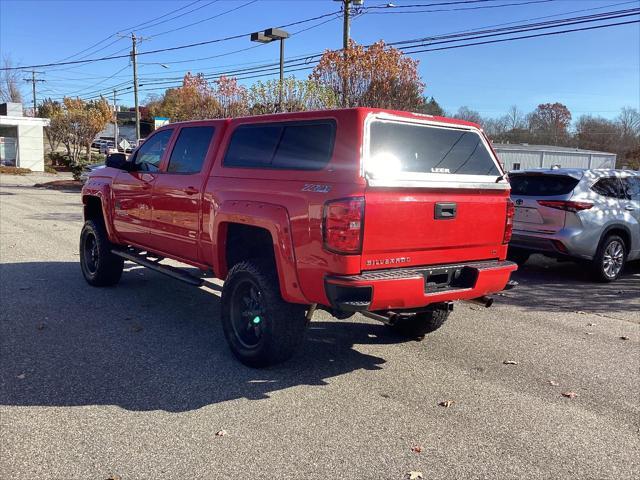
[
  {"left": 368, "top": 121, "right": 500, "bottom": 177},
  {"left": 509, "top": 174, "right": 579, "bottom": 196},
  {"left": 223, "top": 121, "right": 336, "bottom": 170}
]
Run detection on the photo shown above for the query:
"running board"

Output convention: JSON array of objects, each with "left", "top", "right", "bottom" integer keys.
[{"left": 111, "top": 249, "right": 204, "bottom": 286}]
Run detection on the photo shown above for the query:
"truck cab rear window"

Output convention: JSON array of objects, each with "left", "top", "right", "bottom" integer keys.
[
  {"left": 510, "top": 174, "right": 579, "bottom": 196},
  {"left": 223, "top": 121, "right": 336, "bottom": 170},
  {"left": 368, "top": 121, "right": 499, "bottom": 177}
]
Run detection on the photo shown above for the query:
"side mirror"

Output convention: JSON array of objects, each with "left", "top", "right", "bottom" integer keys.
[{"left": 106, "top": 153, "right": 132, "bottom": 171}]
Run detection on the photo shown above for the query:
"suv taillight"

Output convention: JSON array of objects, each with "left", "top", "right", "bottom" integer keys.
[
  {"left": 323, "top": 197, "right": 365, "bottom": 254},
  {"left": 537, "top": 200, "right": 593, "bottom": 212},
  {"left": 503, "top": 198, "right": 515, "bottom": 244}
]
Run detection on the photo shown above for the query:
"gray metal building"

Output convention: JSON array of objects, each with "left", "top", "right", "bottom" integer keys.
[{"left": 493, "top": 144, "right": 617, "bottom": 171}]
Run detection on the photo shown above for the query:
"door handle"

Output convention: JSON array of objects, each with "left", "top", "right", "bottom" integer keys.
[{"left": 184, "top": 187, "right": 199, "bottom": 195}]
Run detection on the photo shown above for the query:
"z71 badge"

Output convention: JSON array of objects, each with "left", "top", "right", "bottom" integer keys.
[{"left": 302, "top": 184, "right": 331, "bottom": 193}]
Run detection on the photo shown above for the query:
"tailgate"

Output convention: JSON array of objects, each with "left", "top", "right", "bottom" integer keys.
[
  {"left": 360, "top": 113, "right": 508, "bottom": 270},
  {"left": 361, "top": 188, "right": 508, "bottom": 269}
]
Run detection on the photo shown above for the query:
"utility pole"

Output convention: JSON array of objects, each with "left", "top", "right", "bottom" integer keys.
[
  {"left": 131, "top": 33, "right": 141, "bottom": 142},
  {"left": 112, "top": 89, "right": 119, "bottom": 149},
  {"left": 342, "top": 0, "right": 351, "bottom": 107},
  {"left": 342, "top": 0, "right": 351, "bottom": 51},
  {"left": 22, "top": 70, "right": 45, "bottom": 117}
]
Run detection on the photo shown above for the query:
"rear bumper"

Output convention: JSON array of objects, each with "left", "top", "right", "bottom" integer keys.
[
  {"left": 325, "top": 260, "right": 517, "bottom": 312},
  {"left": 510, "top": 229, "right": 595, "bottom": 260}
]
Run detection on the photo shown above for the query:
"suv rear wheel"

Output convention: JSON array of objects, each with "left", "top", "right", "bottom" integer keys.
[
  {"left": 80, "top": 220, "right": 124, "bottom": 286},
  {"left": 593, "top": 234, "right": 627, "bottom": 282},
  {"left": 221, "top": 261, "right": 307, "bottom": 368},
  {"left": 391, "top": 308, "right": 450, "bottom": 340}
]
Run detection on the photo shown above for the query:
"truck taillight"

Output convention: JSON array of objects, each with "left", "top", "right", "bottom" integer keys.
[
  {"left": 323, "top": 197, "right": 365, "bottom": 254},
  {"left": 503, "top": 198, "right": 515, "bottom": 244},
  {"left": 537, "top": 200, "right": 594, "bottom": 212}
]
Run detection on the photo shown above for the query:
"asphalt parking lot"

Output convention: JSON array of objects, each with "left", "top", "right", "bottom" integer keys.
[{"left": 1, "top": 173, "right": 638, "bottom": 480}]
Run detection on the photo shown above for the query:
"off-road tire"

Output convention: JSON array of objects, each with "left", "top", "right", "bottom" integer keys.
[
  {"left": 592, "top": 234, "right": 627, "bottom": 282},
  {"left": 392, "top": 309, "right": 450, "bottom": 340},
  {"left": 221, "top": 260, "right": 307, "bottom": 368},
  {"left": 507, "top": 247, "right": 531, "bottom": 266},
  {"left": 79, "top": 220, "right": 124, "bottom": 287}
]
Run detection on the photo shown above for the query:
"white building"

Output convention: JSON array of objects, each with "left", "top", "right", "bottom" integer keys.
[
  {"left": 493, "top": 144, "right": 617, "bottom": 172},
  {"left": 0, "top": 103, "right": 49, "bottom": 172}
]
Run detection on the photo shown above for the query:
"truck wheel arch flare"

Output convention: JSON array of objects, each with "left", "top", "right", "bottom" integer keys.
[{"left": 213, "top": 200, "right": 307, "bottom": 304}]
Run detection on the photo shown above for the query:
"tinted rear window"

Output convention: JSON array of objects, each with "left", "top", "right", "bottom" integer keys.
[
  {"left": 510, "top": 174, "right": 579, "bottom": 196},
  {"left": 369, "top": 121, "right": 499, "bottom": 176},
  {"left": 223, "top": 121, "right": 336, "bottom": 170}
]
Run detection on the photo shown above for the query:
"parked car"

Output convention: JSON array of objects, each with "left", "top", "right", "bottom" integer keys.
[
  {"left": 99, "top": 141, "right": 117, "bottom": 155},
  {"left": 508, "top": 168, "right": 639, "bottom": 281},
  {"left": 79, "top": 161, "right": 108, "bottom": 183},
  {"left": 80, "top": 108, "right": 517, "bottom": 367},
  {"left": 91, "top": 139, "right": 106, "bottom": 149}
]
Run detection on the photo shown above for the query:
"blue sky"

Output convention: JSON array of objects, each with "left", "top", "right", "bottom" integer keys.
[{"left": 1, "top": 0, "right": 638, "bottom": 120}]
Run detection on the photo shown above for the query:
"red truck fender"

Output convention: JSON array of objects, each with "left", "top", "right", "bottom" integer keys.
[
  {"left": 82, "top": 178, "right": 120, "bottom": 244},
  {"left": 212, "top": 200, "right": 308, "bottom": 305}
]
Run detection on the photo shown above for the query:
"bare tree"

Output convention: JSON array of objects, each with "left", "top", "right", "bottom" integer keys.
[
  {"left": 0, "top": 56, "right": 23, "bottom": 103},
  {"left": 617, "top": 107, "right": 640, "bottom": 138},
  {"left": 505, "top": 105, "right": 525, "bottom": 131},
  {"left": 453, "top": 106, "right": 482, "bottom": 124}
]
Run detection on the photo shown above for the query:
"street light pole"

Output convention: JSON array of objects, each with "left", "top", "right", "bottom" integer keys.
[
  {"left": 250, "top": 28, "right": 289, "bottom": 113},
  {"left": 279, "top": 36, "right": 285, "bottom": 112}
]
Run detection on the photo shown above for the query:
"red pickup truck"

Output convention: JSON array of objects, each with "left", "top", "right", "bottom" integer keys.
[{"left": 80, "top": 108, "right": 517, "bottom": 367}]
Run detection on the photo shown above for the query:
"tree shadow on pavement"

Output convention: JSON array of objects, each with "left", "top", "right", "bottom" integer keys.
[
  {"left": 501, "top": 255, "right": 639, "bottom": 315},
  {"left": 0, "top": 261, "right": 392, "bottom": 413}
]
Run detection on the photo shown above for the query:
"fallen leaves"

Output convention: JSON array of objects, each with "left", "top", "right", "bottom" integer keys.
[
  {"left": 620, "top": 336, "right": 630, "bottom": 341},
  {"left": 410, "top": 445, "right": 422, "bottom": 454},
  {"left": 586, "top": 322, "right": 597, "bottom": 327},
  {"left": 407, "top": 471, "right": 423, "bottom": 480},
  {"left": 438, "top": 400, "right": 454, "bottom": 408},
  {"left": 548, "top": 380, "right": 559, "bottom": 387},
  {"left": 503, "top": 360, "right": 519, "bottom": 365},
  {"left": 561, "top": 391, "right": 577, "bottom": 399},
  {"left": 215, "top": 429, "right": 227, "bottom": 437}
]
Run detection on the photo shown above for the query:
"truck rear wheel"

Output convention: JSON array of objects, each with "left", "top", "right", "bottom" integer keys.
[
  {"left": 221, "top": 261, "right": 307, "bottom": 368},
  {"left": 392, "top": 309, "right": 450, "bottom": 340},
  {"left": 79, "top": 220, "right": 124, "bottom": 287}
]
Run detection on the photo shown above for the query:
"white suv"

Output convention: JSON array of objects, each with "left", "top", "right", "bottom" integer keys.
[{"left": 508, "top": 169, "right": 639, "bottom": 282}]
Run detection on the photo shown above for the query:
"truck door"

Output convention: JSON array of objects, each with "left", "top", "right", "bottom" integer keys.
[
  {"left": 147, "top": 124, "right": 217, "bottom": 262},
  {"left": 111, "top": 128, "right": 174, "bottom": 248}
]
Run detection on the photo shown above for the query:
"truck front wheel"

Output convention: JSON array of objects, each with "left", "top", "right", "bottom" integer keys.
[
  {"left": 221, "top": 261, "right": 307, "bottom": 368},
  {"left": 79, "top": 220, "right": 124, "bottom": 286},
  {"left": 391, "top": 308, "right": 450, "bottom": 340}
]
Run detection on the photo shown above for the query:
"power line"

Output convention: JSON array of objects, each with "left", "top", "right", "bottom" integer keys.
[
  {"left": 146, "top": 0, "right": 258, "bottom": 39},
  {"left": 364, "top": 0, "right": 556, "bottom": 15},
  {"left": 73, "top": 15, "right": 638, "bottom": 102},
  {"left": 51, "top": 0, "right": 209, "bottom": 63},
  {"left": 0, "top": 10, "right": 343, "bottom": 71}
]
